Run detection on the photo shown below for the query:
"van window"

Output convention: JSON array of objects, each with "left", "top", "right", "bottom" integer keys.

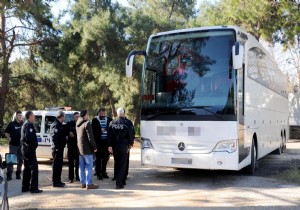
[
  {"left": 64, "top": 114, "right": 73, "bottom": 123},
  {"left": 34, "top": 115, "right": 42, "bottom": 133},
  {"left": 45, "top": 116, "right": 56, "bottom": 134}
]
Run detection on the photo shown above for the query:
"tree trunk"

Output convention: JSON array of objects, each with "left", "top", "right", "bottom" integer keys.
[{"left": 0, "top": 12, "right": 9, "bottom": 126}]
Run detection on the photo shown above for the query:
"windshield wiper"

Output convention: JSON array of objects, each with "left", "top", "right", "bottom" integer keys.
[
  {"left": 145, "top": 110, "right": 178, "bottom": 120},
  {"left": 190, "top": 106, "right": 225, "bottom": 121}
]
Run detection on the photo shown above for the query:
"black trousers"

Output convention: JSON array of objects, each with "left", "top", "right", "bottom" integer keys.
[
  {"left": 68, "top": 145, "right": 79, "bottom": 180},
  {"left": 95, "top": 141, "right": 109, "bottom": 176},
  {"left": 22, "top": 148, "right": 39, "bottom": 191},
  {"left": 113, "top": 145, "right": 128, "bottom": 187},
  {"left": 52, "top": 148, "right": 64, "bottom": 184},
  {"left": 125, "top": 149, "right": 130, "bottom": 178},
  {"left": 114, "top": 149, "right": 130, "bottom": 179}
]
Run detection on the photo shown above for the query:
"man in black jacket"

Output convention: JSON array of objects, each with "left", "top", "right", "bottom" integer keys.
[
  {"left": 21, "top": 111, "right": 42, "bottom": 193},
  {"left": 67, "top": 112, "right": 80, "bottom": 183},
  {"left": 50, "top": 111, "right": 67, "bottom": 187},
  {"left": 5, "top": 110, "right": 23, "bottom": 180},
  {"left": 108, "top": 107, "right": 134, "bottom": 189},
  {"left": 92, "top": 108, "right": 112, "bottom": 180}
]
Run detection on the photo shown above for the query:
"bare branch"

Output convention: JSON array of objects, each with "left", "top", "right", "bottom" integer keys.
[{"left": 5, "top": 25, "right": 38, "bottom": 33}]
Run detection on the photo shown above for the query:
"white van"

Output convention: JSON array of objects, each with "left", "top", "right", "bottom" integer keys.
[{"left": 14, "top": 107, "right": 78, "bottom": 159}]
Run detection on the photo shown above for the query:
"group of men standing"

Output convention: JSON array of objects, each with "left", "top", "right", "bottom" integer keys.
[{"left": 5, "top": 107, "right": 135, "bottom": 193}]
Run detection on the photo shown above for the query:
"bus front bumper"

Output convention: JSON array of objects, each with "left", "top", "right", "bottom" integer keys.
[{"left": 141, "top": 149, "right": 239, "bottom": 170}]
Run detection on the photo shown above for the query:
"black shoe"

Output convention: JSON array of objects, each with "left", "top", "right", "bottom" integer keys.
[
  {"left": 97, "top": 176, "right": 103, "bottom": 180},
  {"left": 116, "top": 185, "right": 124, "bottom": 189},
  {"left": 53, "top": 183, "right": 65, "bottom": 188},
  {"left": 59, "top": 182, "right": 66, "bottom": 186},
  {"left": 102, "top": 173, "right": 109, "bottom": 179},
  {"left": 7, "top": 176, "right": 12, "bottom": 181},
  {"left": 31, "top": 189, "right": 43, "bottom": 193},
  {"left": 69, "top": 180, "right": 74, "bottom": 183},
  {"left": 112, "top": 177, "right": 116, "bottom": 181},
  {"left": 76, "top": 177, "right": 80, "bottom": 181},
  {"left": 94, "top": 173, "right": 97, "bottom": 176},
  {"left": 122, "top": 181, "right": 126, "bottom": 186},
  {"left": 22, "top": 188, "right": 30, "bottom": 193}
]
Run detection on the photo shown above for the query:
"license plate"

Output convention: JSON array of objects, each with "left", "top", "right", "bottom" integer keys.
[
  {"left": 37, "top": 137, "right": 42, "bottom": 142},
  {"left": 171, "top": 158, "right": 192, "bottom": 165}
]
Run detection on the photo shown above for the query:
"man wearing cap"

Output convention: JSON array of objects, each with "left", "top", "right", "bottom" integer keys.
[
  {"left": 50, "top": 111, "right": 67, "bottom": 187},
  {"left": 108, "top": 108, "right": 134, "bottom": 189},
  {"left": 92, "top": 108, "right": 112, "bottom": 180}
]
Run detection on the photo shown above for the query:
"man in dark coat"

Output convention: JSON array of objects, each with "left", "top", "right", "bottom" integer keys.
[
  {"left": 67, "top": 112, "right": 80, "bottom": 183},
  {"left": 50, "top": 111, "right": 67, "bottom": 187},
  {"left": 92, "top": 108, "right": 112, "bottom": 180},
  {"left": 108, "top": 107, "right": 134, "bottom": 189},
  {"left": 21, "top": 111, "right": 42, "bottom": 193}
]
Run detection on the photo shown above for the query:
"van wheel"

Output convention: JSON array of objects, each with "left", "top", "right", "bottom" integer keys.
[{"left": 245, "top": 140, "right": 257, "bottom": 175}]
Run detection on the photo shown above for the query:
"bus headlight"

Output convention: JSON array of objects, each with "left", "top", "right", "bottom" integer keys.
[
  {"left": 213, "top": 140, "right": 237, "bottom": 153},
  {"left": 141, "top": 138, "right": 154, "bottom": 149}
]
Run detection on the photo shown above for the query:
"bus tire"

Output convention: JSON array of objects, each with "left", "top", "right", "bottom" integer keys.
[
  {"left": 274, "top": 137, "right": 283, "bottom": 155},
  {"left": 245, "top": 140, "right": 257, "bottom": 175}
]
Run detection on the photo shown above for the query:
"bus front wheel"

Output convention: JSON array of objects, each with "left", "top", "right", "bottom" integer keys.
[{"left": 245, "top": 140, "right": 257, "bottom": 175}]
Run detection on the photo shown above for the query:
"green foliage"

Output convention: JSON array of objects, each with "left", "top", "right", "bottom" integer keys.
[
  {"left": 3, "top": 0, "right": 299, "bottom": 126},
  {"left": 195, "top": 0, "right": 299, "bottom": 45}
]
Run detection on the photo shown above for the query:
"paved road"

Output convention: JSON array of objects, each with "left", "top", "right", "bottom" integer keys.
[{"left": 2, "top": 140, "right": 300, "bottom": 210}]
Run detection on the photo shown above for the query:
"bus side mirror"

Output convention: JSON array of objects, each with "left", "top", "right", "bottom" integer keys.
[
  {"left": 232, "top": 42, "right": 244, "bottom": 70},
  {"left": 125, "top": 50, "right": 146, "bottom": 78},
  {"left": 126, "top": 54, "right": 134, "bottom": 78}
]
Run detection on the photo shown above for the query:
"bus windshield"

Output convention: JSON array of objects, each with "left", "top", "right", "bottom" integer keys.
[{"left": 142, "top": 30, "right": 237, "bottom": 119}]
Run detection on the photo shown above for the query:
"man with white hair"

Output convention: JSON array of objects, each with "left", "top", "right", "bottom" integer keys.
[{"left": 108, "top": 107, "right": 134, "bottom": 189}]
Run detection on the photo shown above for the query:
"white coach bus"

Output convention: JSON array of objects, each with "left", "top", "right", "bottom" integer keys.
[{"left": 126, "top": 26, "right": 289, "bottom": 174}]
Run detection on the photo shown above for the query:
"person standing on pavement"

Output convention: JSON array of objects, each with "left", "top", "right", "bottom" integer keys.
[
  {"left": 21, "top": 111, "right": 43, "bottom": 193},
  {"left": 112, "top": 110, "right": 135, "bottom": 181},
  {"left": 5, "top": 111, "right": 24, "bottom": 181},
  {"left": 92, "top": 108, "right": 112, "bottom": 180},
  {"left": 67, "top": 112, "right": 80, "bottom": 183},
  {"left": 108, "top": 107, "right": 134, "bottom": 189},
  {"left": 124, "top": 112, "right": 135, "bottom": 180},
  {"left": 76, "top": 110, "right": 98, "bottom": 190},
  {"left": 50, "top": 111, "right": 67, "bottom": 188}
]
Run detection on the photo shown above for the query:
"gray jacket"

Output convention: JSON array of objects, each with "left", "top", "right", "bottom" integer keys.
[{"left": 76, "top": 117, "right": 97, "bottom": 155}]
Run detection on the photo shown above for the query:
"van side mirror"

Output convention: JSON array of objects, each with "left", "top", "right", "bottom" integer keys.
[
  {"left": 232, "top": 42, "right": 244, "bottom": 70},
  {"left": 125, "top": 50, "right": 146, "bottom": 78}
]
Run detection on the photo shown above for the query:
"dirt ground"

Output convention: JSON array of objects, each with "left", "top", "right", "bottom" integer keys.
[{"left": 1, "top": 139, "right": 300, "bottom": 210}]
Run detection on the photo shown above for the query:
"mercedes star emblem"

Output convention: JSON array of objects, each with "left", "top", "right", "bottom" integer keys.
[{"left": 178, "top": 142, "right": 185, "bottom": 151}]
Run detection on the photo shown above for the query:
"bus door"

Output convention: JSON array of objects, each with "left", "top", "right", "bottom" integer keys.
[{"left": 238, "top": 65, "right": 248, "bottom": 163}]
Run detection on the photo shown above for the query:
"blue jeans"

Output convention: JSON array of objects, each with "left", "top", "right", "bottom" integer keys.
[{"left": 79, "top": 155, "right": 93, "bottom": 185}]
